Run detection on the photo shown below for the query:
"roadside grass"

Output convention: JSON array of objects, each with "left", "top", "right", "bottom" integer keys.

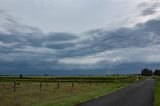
[
  {"left": 32, "top": 83, "right": 128, "bottom": 106},
  {"left": 154, "top": 80, "right": 160, "bottom": 106},
  {"left": 0, "top": 82, "right": 129, "bottom": 106},
  {"left": 0, "top": 76, "right": 137, "bottom": 106}
]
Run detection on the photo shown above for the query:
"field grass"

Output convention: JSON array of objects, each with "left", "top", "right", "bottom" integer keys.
[
  {"left": 32, "top": 83, "right": 128, "bottom": 106},
  {"left": 0, "top": 76, "right": 136, "bottom": 106},
  {"left": 154, "top": 79, "right": 160, "bottom": 106},
  {"left": 0, "top": 76, "right": 136, "bottom": 83}
]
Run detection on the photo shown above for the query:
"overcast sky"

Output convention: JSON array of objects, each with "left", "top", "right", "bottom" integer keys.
[
  {"left": 0, "top": 0, "right": 145, "bottom": 33},
  {"left": 0, "top": 0, "right": 160, "bottom": 75}
]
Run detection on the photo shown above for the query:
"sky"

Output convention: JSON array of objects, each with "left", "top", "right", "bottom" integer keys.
[{"left": 0, "top": 0, "right": 160, "bottom": 75}]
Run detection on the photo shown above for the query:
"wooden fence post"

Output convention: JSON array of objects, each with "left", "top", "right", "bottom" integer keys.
[
  {"left": 40, "top": 81, "right": 42, "bottom": 91},
  {"left": 13, "top": 80, "right": 16, "bottom": 92},
  {"left": 89, "top": 82, "right": 91, "bottom": 86},
  {"left": 72, "top": 82, "right": 74, "bottom": 88},
  {"left": 57, "top": 82, "right": 60, "bottom": 89}
]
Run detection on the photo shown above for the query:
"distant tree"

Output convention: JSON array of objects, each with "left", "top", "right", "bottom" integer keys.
[
  {"left": 141, "top": 68, "right": 153, "bottom": 76},
  {"left": 44, "top": 74, "right": 48, "bottom": 76},
  {"left": 19, "top": 74, "right": 23, "bottom": 79},
  {"left": 154, "top": 69, "right": 160, "bottom": 76}
]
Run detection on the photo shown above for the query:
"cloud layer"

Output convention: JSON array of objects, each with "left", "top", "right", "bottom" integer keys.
[{"left": 0, "top": 0, "right": 160, "bottom": 75}]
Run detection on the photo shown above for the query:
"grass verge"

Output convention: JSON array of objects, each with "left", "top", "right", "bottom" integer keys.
[
  {"left": 32, "top": 83, "right": 128, "bottom": 106},
  {"left": 154, "top": 80, "right": 160, "bottom": 106}
]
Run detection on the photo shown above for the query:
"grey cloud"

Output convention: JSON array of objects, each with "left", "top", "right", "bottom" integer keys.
[
  {"left": 1, "top": 8, "right": 160, "bottom": 75},
  {"left": 142, "top": 8, "right": 155, "bottom": 16},
  {"left": 0, "top": 10, "right": 81, "bottom": 75},
  {"left": 103, "top": 62, "right": 160, "bottom": 74},
  {"left": 45, "top": 43, "right": 75, "bottom": 49},
  {"left": 0, "top": 12, "right": 78, "bottom": 50},
  {"left": 138, "top": 0, "right": 160, "bottom": 16},
  {"left": 61, "top": 19, "right": 160, "bottom": 58},
  {"left": 46, "top": 33, "right": 78, "bottom": 41},
  {"left": 42, "top": 33, "right": 78, "bottom": 49}
]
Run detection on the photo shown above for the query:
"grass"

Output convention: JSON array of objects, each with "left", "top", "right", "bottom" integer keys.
[
  {"left": 0, "top": 82, "right": 128, "bottom": 106},
  {"left": 32, "top": 83, "right": 128, "bottom": 106},
  {"left": 0, "top": 76, "right": 135, "bottom": 83},
  {"left": 0, "top": 76, "right": 135, "bottom": 106},
  {"left": 154, "top": 80, "right": 160, "bottom": 106}
]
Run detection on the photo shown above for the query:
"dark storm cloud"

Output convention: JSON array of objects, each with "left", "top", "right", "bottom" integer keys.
[
  {"left": 46, "top": 33, "right": 78, "bottom": 41},
  {"left": 1, "top": 5, "right": 160, "bottom": 75},
  {"left": 45, "top": 43, "right": 75, "bottom": 49},
  {"left": 42, "top": 33, "right": 78, "bottom": 49},
  {"left": 0, "top": 12, "right": 78, "bottom": 51},
  {"left": 0, "top": 11, "right": 79, "bottom": 75},
  {"left": 102, "top": 62, "right": 160, "bottom": 74},
  {"left": 60, "top": 19, "right": 160, "bottom": 58}
]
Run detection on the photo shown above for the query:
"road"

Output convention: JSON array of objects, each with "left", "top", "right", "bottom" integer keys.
[{"left": 76, "top": 79, "right": 155, "bottom": 106}]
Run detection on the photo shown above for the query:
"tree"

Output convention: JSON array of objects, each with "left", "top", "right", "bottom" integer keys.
[
  {"left": 19, "top": 74, "right": 23, "bottom": 79},
  {"left": 141, "top": 68, "right": 153, "bottom": 76},
  {"left": 154, "top": 69, "right": 160, "bottom": 76},
  {"left": 44, "top": 74, "right": 48, "bottom": 76}
]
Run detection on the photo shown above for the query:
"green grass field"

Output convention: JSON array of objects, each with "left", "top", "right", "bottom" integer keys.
[
  {"left": 0, "top": 76, "right": 136, "bottom": 83},
  {"left": 0, "top": 76, "right": 136, "bottom": 106},
  {"left": 154, "top": 78, "right": 160, "bottom": 106},
  {"left": 32, "top": 83, "right": 128, "bottom": 106}
]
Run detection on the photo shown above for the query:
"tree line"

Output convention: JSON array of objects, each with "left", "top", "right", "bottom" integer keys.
[{"left": 141, "top": 68, "right": 160, "bottom": 76}]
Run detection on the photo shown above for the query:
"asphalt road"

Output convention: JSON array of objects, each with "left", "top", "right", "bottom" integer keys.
[{"left": 76, "top": 79, "right": 155, "bottom": 106}]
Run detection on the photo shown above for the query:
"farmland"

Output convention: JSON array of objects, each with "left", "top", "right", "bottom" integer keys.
[{"left": 0, "top": 76, "right": 138, "bottom": 106}]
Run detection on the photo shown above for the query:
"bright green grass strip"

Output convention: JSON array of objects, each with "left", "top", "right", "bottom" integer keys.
[
  {"left": 31, "top": 83, "right": 128, "bottom": 106},
  {"left": 154, "top": 80, "right": 160, "bottom": 106}
]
